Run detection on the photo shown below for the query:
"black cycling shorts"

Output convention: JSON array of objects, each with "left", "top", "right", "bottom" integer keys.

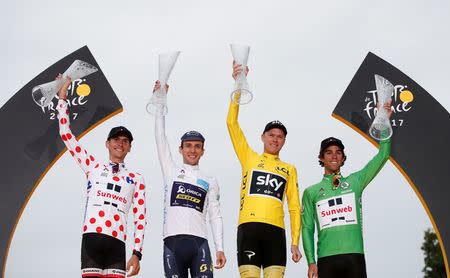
[
  {"left": 237, "top": 222, "right": 286, "bottom": 268},
  {"left": 81, "top": 233, "right": 126, "bottom": 278},
  {"left": 318, "top": 253, "right": 367, "bottom": 278},
  {"left": 163, "top": 234, "right": 213, "bottom": 278}
]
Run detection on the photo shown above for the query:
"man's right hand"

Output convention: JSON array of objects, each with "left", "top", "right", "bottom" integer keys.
[
  {"left": 153, "top": 80, "right": 169, "bottom": 94},
  {"left": 308, "top": 263, "right": 318, "bottom": 278},
  {"left": 232, "top": 60, "right": 249, "bottom": 80},
  {"left": 56, "top": 74, "right": 71, "bottom": 100}
]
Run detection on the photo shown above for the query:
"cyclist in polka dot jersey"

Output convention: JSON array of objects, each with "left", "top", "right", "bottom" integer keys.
[{"left": 56, "top": 75, "right": 147, "bottom": 278}]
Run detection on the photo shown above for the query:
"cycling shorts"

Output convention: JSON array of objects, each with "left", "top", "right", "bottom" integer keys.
[
  {"left": 318, "top": 253, "right": 367, "bottom": 278},
  {"left": 81, "top": 233, "right": 126, "bottom": 278},
  {"left": 163, "top": 234, "right": 213, "bottom": 278},
  {"left": 237, "top": 222, "right": 286, "bottom": 268}
]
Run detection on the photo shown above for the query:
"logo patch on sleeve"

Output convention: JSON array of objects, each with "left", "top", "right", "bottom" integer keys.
[
  {"left": 170, "top": 181, "right": 207, "bottom": 213},
  {"left": 315, "top": 192, "right": 357, "bottom": 230},
  {"left": 248, "top": 170, "right": 287, "bottom": 202}
]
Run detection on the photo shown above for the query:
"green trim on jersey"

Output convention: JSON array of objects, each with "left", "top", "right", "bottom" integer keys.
[{"left": 301, "top": 139, "right": 391, "bottom": 265}]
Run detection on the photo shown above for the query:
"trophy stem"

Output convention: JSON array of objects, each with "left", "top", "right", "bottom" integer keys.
[
  {"left": 369, "top": 74, "right": 394, "bottom": 140},
  {"left": 230, "top": 43, "right": 253, "bottom": 105}
]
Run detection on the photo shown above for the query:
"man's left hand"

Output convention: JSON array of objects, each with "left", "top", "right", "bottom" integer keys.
[
  {"left": 214, "top": 251, "right": 227, "bottom": 269},
  {"left": 291, "top": 245, "right": 302, "bottom": 263},
  {"left": 126, "top": 255, "right": 140, "bottom": 277}
]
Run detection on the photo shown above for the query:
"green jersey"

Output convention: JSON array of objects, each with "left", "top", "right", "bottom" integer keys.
[{"left": 301, "top": 139, "right": 391, "bottom": 264}]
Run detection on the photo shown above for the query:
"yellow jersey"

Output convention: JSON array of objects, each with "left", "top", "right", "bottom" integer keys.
[{"left": 226, "top": 101, "right": 301, "bottom": 246}]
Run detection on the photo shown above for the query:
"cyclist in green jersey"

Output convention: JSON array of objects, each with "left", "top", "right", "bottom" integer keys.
[{"left": 301, "top": 102, "right": 392, "bottom": 278}]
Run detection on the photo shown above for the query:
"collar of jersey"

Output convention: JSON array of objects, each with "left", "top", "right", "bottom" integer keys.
[
  {"left": 322, "top": 172, "right": 343, "bottom": 181},
  {"left": 261, "top": 152, "right": 280, "bottom": 161},
  {"left": 182, "top": 163, "right": 199, "bottom": 171},
  {"left": 109, "top": 161, "right": 126, "bottom": 169}
]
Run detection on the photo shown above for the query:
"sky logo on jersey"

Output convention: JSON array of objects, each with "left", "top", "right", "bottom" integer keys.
[
  {"left": 249, "top": 170, "right": 286, "bottom": 202},
  {"left": 170, "top": 181, "right": 207, "bottom": 213}
]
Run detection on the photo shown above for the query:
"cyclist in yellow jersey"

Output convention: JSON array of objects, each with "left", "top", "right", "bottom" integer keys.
[{"left": 227, "top": 62, "right": 302, "bottom": 278}]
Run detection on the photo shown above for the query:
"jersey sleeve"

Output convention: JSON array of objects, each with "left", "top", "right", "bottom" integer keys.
[
  {"left": 353, "top": 138, "right": 391, "bottom": 190},
  {"left": 56, "top": 99, "right": 98, "bottom": 174},
  {"left": 154, "top": 105, "right": 176, "bottom": 181},
  {"left": 286, "top": 166, "right": 301, "bottom": 246},
  {"left": 132, "top": 174, "right": 147, "bottom": 253},
  {"left": 301, "top": 188, "right": 316, "bottom": 265},
  {"left": 226, "top": 100, "right": 253, "bottom": 166},
  {"left": 207, "top": 177, "right": 224, "bottom": 252}
]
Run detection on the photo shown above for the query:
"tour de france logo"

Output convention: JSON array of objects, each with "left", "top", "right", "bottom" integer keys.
[
  {"left": 363, "top": 83, "right": 414, "bottom": 128},
  {"left": 38, "top": 78, "right": 92, "bottom": 121}
]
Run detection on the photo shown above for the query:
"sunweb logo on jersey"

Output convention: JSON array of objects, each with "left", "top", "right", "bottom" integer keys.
[
  {"left": 249, "top": 170, "right": 287, "bottom": 202},
  {"left": 363, "top": 82, "right": 415, "bottom": 129},
  {"left": 38, "top": 78, "right": 93, "bottom": 121}
]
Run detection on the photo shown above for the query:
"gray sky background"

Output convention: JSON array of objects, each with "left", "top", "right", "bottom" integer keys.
[{"left": 1, "top": 0, "right": 449, "bottom": 277}]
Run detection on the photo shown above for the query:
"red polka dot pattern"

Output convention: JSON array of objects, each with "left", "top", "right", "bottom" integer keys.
[{"left": 57, "top": 102, "right": 146, "bottom": 251}]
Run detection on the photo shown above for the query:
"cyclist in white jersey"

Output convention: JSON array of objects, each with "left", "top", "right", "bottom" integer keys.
[
  {"left": 56, "top": 76, "right": 147, "bottom": 278},
  {"left": 152, "top": 81, "right": 226, "bottom": 278}
]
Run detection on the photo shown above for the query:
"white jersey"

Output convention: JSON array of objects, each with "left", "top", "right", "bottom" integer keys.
[
  {"left": 57, "top": 99, "right": 146, "bottom": 254},
  {"left": 154, "top": 111, "right": 224, "bottom": 252}
]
